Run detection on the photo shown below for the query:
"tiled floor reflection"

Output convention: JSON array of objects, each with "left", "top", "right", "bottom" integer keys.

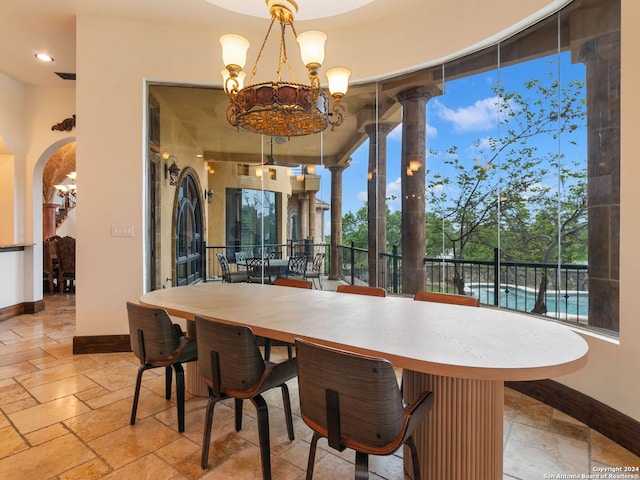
[{"left": 1, "top": 293, "right": 638, "bottom": 479}]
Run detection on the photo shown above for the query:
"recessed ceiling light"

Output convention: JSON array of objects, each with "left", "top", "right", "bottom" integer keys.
[{"left": 35, "top": 53, "right": 54, "bottom": 62}]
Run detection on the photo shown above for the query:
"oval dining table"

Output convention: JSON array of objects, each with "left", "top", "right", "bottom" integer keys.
[{"left": 140, "top": 282, "right": 589, "bottom": 480}]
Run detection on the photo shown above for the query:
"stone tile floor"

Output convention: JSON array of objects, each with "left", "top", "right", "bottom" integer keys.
[{"left": 1, "top": 292, "right": 639, "bottom": 479}]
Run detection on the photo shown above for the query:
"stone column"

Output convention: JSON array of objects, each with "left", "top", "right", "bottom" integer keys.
[
  {"left": 365, "top": 123, "right": 393, "bottom": 288},
  {"left": 327, "top": 164, "right": 347, "bottom": 280},
  {"left": 397, "top": 87, "right": 436, "bottom": 295},
  {"left": 577, "top": 32, "right": 620, "bottom": 331},
  {"left": 300, "top": 193, "right": 310, "bottom": 240},
  {"left": 308, "top": 191, "right": 316, "bottom": 243}
]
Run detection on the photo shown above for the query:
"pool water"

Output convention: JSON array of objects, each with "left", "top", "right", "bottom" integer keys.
[{"left": 467, "top": 283, "right": 588, "bottom": 319}]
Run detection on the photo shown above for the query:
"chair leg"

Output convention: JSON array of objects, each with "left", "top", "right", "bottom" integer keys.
[
  {"left": 174, "top": 363, "right": 185, "bottom": 432},
  {"left": 355, "top": 451, "right": 369, "bottom": 479},
  {"left": 264, "top": 338, "right": 272, "bottom": 361},
  {"left": 252, "top": 394, "right": 272, "bottom": 480},
  {"left": 201, "top": 391, "right": 221, "bottom": 470},
  {"left": 235, "top": 398, "right": 243, "bottom": 432},
  {"left": 286, "top": 343, "right": 293, "bottom": 359},
  {"left": 131, "top": 364, "right": 153, "bottom": 425},
  {"left": 405, "top": 436, "right": 422, "bottom": 480},
  {"left": 165, "top": 365, "right": 173, "bottom": 400},
  {"left": 280, "top": 383, "right": 294, "bottom": 441},
  {"left": 306, "top": 432, "right": 321, "bottom": 480}
]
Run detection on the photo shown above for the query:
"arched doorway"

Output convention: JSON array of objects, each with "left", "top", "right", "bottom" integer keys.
[{"left": 172, "top": 168, "right": 205, "bottom": 286}]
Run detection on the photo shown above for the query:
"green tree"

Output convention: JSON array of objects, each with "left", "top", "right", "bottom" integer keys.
[{"left": 426, "top": 73, "right": 587, "bottom": 294}]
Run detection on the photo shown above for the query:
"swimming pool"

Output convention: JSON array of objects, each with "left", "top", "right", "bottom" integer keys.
[{"left": 466, "top": 283, "right": 588, "bottom": 320}]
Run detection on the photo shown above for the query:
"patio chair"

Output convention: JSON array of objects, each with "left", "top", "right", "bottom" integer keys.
[
  {"left": 304, "top": 252, "right": 325, "bottom": 289},
  {"left": 246, "top": 257, "right": 273, "bottom": 284},
  {"left": 286, "top": 255, "right": 308, "bottom": 278},
  {"left": 126, "top": 302, "right": 198, "bottom": 433},
  {"left": 295, "top": 338, "right": 434, "bottom": 480},
  {"left": 414, "top": 291, "right": 480, "bottom": 307},
  {"left": 336, "top": 284, "right": 386, "bottom": 297},
  {"left": 195, "top": 315, "right": 297, "bottom": 478},
  {"left": 216, "top": 253, "right": 248, "bottom": 283}
]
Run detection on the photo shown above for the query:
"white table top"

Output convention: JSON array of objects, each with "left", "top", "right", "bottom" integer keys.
[{"left": 140, "top": 283, "right": 588, "bottom": 382}]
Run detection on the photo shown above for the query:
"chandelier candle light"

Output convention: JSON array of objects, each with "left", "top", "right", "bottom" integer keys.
[{"left": 220, "top": 0, "right": 351, "bottom": 137}]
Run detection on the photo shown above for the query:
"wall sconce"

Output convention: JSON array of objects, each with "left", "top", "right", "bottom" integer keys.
[
  {"left": 163, "top": 153, "right": 180, "bottom": 186},
  {"left": 307, "top": 164, "right": 316, "bottom": 175},
  {"left": 204, "top": 189, "right": 215, "bottom": 204},
  {"left": 256, "top": 166, "right": 264, "bottom": 177},
  {"left": 406, "top": 159, "right": 423, "bottom": 177}
]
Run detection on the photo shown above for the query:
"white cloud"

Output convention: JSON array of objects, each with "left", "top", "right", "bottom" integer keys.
[
  {"left": 433, "top": 96, "right": 501, "bottom": 133},
  {"left": 356, "top": 190, "right": 367, "bottom": 202}
]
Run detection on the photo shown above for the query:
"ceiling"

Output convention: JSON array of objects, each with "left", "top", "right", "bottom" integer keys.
[{"left": 0, "top": 0, "right": 564, "bottom": 166}]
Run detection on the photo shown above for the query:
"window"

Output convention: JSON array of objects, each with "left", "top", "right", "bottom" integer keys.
[{"left": 225, "top": 188, "right": 279, "bottom": 257}]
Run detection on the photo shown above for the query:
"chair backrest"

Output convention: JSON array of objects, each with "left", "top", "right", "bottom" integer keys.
[
  {"left": 234, "top": 251, "right": 247, "bottom": 263},
  {"left": 336, "top": 284, "right": 386, "bottom": 297},
  {"left": 414, "top": 291, "right": 480, "bottom": 307},
  {"left": 216, "top": 253, "right": 231, "bottom": 280},
  {"left": 295, "top": 338, "right": 405, "bottom": 449},
  {"left": 246, "top": 257, "right": 271, "bottom": 283},
  {"left": 195, "top": 315, "right": 265, "bottom": 393},
  {"left": 311, "top": 252, "right": 324, "bottom": 273},
  {"left": 55, "top": 236, "right": 75, "bottom": 273},
  {"left": 287, "top": 255, "right": 308, "bottom": 277},
  {"left": 274, "top": 277, "right": 312, "bottom": 289},
  {"left": 43, "top": 239, "right": 53, "bottom": 274},
  {"left": 126, "top": 302, "right": 181, "bottom": 364}
]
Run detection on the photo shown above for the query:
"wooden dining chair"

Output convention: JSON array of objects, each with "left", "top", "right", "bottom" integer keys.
[
  {"left": 126, "top": 302, "right": 198, "bottom": 433},
  {"left": 414, "top": 291, "right": 480, "bottom": 307},
  {"left": 269, "top": 277, "right": 312, "bottom": 361},
  {"left": 336, "top": 284, "right": 386, "bottom": 297},
  {"left": 295, "top": 338, "right": 434, "bottom": 480},
  {"left": 274, "top": 277, "right": 312, "bottom": 289},
  {"left": 195, "top": 315, "right": 297, "bottom": 479}
]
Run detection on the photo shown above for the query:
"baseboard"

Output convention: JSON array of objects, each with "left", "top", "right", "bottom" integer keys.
[
  {"left": 506, "top": 379, "right": 640, "bottom": 457},
  {"left": 0, "top": 300, "right": 45, "bottom": 321},
  {"left": 73, "top": 335, "right": 132, "bottom": 354}
]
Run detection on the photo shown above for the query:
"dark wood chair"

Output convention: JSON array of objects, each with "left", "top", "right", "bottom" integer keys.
[
  {"left": 336, "top": 284, "right": 386, "bottom": 297},
  {"left": 217, "top": 253, "right": 248, "bottom": 283},
  {"left": 195, "top": 315, "right": 297, "bottom": 478},
  {"left": 295, "top": 338, "right": 434, "bottom": 480},
  {"left": 126, "top": 302, "right": 198, "bottom": 433},
  {"left": 414, "top": 291, "right": 480, "bottom": 307},
  {"left": 42, "top": 239, "right": 57, "bottom": 293},
  {"left": 54, "top": 235, "right": 75, "bottom": 292}
]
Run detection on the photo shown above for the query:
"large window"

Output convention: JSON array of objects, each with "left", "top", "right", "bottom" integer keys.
[{"left": 225, "top": 188, "right": 279, "bottom": 257}]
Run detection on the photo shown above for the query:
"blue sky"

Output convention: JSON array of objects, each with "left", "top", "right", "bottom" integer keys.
[{"left": 315, "top": 51, "right": 587, "bottom": 235}]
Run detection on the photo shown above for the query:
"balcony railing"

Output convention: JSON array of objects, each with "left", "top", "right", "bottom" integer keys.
[{"left": 338, "top": 244, "right": 588, "bottom": 326}]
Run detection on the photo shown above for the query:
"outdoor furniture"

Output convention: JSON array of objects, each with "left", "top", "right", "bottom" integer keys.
[
  {"left": 234, "top": 251, "right": 248, "bottom": 271},
  {"left": 246, "top": 257, "right": 273, "bottom": 284},
  {"left": 195, "top": 315, "right": 297, "bottom": 478},
  {"left": 414, "top": 291, "right": 480, "bottom": 307},
  {"left": 336, "top": 284, "right": 386, "bottom": 297},
  {"left": 295, "top": 338, "right": 434, "bottom": 480},
  {"left": 216, "top": 253, "right": 248, "bottom": 283},
  {"left": 285, "top": 255, "right": 308, "bottom": 278},
  {"left": 126, "top": 302, "right": 198, "bottom": 433},
  {"left": 304, "top": 252, "right": 325, "bottom": 289}
]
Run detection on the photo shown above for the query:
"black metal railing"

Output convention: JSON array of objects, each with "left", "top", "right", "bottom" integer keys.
[{"left": 338, "top": 244, "right": 589, "bottom": 325}]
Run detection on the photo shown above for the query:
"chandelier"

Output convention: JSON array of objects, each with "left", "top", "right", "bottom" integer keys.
[{"left": 220, "top": 0, "right": 351, "bottom": 137}]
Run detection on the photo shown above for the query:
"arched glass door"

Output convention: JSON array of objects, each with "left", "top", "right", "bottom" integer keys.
[{"left": 175, "top": 171, "right": 204, "bottom": 286}]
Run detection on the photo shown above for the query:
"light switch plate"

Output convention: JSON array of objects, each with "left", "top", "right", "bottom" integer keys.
[{"left": 111, "top": 225, "right": 134, "bottom": 237}]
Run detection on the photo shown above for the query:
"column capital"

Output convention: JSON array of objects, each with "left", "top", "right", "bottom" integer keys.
[
  {"left": 397, "top": 85, "right": 439, "bottom": 104},
  {"left": 364, "top": 122, "right": 394, "bottom": 137},
  {"left": 326, "top": 163, "right": 349, "bottom": 174}
]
